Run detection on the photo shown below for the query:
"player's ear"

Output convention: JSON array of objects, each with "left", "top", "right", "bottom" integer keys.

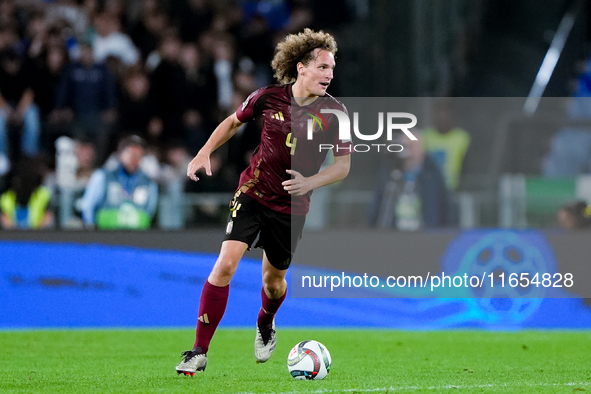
[{"left": 296, "top": 61, "right": 306, "bottom": 76}]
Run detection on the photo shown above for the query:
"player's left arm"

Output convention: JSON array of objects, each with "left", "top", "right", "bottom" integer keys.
[{"left": 283, "top": 154, "right": 351, "bottom": 196}]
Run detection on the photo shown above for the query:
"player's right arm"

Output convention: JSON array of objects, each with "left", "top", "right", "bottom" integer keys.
[{"left": 187, "top": 112, "right": 243, "bottom": 182}]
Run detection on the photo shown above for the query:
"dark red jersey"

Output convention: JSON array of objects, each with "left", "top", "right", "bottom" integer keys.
[{"left": 235, "top": 84, "right": 351, "bottom": 215}]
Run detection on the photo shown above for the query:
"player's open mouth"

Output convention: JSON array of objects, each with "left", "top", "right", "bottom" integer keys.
[{"left": 319, "top": 82, "right": 329, "bottom": 87}]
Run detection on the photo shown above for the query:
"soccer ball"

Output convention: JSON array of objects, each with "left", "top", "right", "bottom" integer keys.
[{"left": 287, "top": 340, "right": 331, "bottom": 380}]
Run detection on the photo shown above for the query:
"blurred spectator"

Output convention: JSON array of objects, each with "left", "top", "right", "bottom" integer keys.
[
  {"left": 0, "top": 22, "right": 19, "bottom": 53},
  {"left": 557, "top": 200, "right": 591, "bottom": 230},
  {"left": 31, "top": 44, "right": 70, "bottom": 155},
  {"left": 159, "top": 141, "right": 192, "bottom": 187},
  {"left": 74, "top": 137, "right": 97, "bottom": 186},
  {"left": 176, "top": 0, "right": 213, "bottom": 43},
  {"left": 239, "top": 14, "right": 274, "bottom": 86},
  {"left": 572, "top": 55, "right": 591, "bottom": 98},
  {"left": 233, "top": 69, "right": 258, "bottom": 97},
  {"left": 102, "top": 139, "right": 162, "bottom": 182},
  {"left": 32, "top": 45, "right": 69, "bottom": 117},
  {"left": 103, "top": 0, "right": 128, "bottom": 25},
  {"left": 0, "top": 0, "right": 26, "bottom": 38},
  {"left": 45, "top": 0, "right": 89, "bottom": 38},
  {"left": 0, "top": 49, "right": 40, "bottom": 171},
  {"left": 542, "top": 97, "right": 591, "bottom": 177},
  {"left": 53, "top": 41, "right": 117, "bottom": 163},
  {"left": 68, "top": 137, "right": 99, "bottom": 229},
  {"left": 50, "top": 135, "right": 97, "bottom": 229},
  {"left": 80, "top": 135, "right": 158, "bottom": 229},
  {"left": 240, "top": 0, "right": 289, "bottom": 32},
  {"left": 210, "top": 5, "right": 242, "bottom": 36},
  {"left": 179, "top": 42, "right": 217, "bottom": 154},
  {"left": 283, "top": 3, "right": 314, "bottom": 34},
  {"left": 149, "top": 33, "right": 187, "bottom": 148},
  {"left": 23, "top": 10, "right": 49, "bottom": 59},
  {"left": 422, "top": 99, "right": 471, "bottom": 191},
  {"left": 208, "top": 33, "right": 236, "bottom": 115},
  {"left": 116, "top": 68, "right": 161, "bottom": 145},
  {"left": 104, "top": 54, "right": 127, "bottom": 85},
  {"left": 369, "top": 133, "right": 450, "bottom": 230},
  {"left": 91, "top": 12, "right": 140, "bottom": 67},
  {"left": 0, "top": 157, "right": 53, "bottom": 229},
  {"left": 129, "top": 4, "right": 170, "bottom": 61},
  {"left": 543, "top": 129, "right": 591, "bottom": 176}
]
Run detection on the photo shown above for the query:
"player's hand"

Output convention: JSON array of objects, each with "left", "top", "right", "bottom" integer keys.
[
  {"left": 282, "top": 169, "right": 311, "bottom": 196},
  {"left": 187, "top": 152, "right": 212, "bottom": 182}
]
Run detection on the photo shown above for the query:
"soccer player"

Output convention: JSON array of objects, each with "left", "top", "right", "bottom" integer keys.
[{"left": 176, "top": 28, "right": 351, "bottom": 375}]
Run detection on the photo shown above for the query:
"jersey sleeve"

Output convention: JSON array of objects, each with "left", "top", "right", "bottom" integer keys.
[{"left": 236, "top": 87, "right": 267, "bottom": 122}]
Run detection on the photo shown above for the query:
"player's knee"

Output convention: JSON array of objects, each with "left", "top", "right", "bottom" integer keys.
[
  {"left": 209, "top": 258, "right": 238, "bottom": 285},
  {"left": 263, "top": 278, "right": 287, "bottom": 299}
]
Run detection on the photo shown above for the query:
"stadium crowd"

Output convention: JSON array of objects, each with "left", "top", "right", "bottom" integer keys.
[
  {"left": 0, "top": 0, "right": 349, "bottom": 229},
  {"left": 3, "top": 0, "right": 587, "bottom": 231}
]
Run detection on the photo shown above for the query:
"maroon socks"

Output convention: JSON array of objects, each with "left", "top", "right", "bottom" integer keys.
[
  {"left": 193, "top": 280, "right": 229, "bottom": 354},
  {"left": 257, "top": 286, "right": 286, "bottom": 329},
  {"left": 193, "top": 283, "right": 286, "bottom": 353}
]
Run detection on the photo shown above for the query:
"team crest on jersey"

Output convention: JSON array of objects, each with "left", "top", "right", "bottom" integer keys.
[
  {"left": 226, "top": 220, "right": 233, "bottom": 234},
  {"left": 306, "top": 110, "right": 328, "bottom": 134}
]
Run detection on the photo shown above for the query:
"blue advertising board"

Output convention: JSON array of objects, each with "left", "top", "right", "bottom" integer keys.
[{"left": 1, "top": 230, "right": 591, "bottom": 329}]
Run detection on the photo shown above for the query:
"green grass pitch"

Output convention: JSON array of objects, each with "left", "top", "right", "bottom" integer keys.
[{"left": 0, "top": 329, "right": 589, "bottom": 393}]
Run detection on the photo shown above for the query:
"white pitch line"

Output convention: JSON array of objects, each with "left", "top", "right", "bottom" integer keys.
[{"left": 236, "top": 381, "right": 590, "bottom": 394}]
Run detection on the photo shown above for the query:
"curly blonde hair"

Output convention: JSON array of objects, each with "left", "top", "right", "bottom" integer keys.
[{"left": 271, "top": 28, "right": 338, "bottom": 84}]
